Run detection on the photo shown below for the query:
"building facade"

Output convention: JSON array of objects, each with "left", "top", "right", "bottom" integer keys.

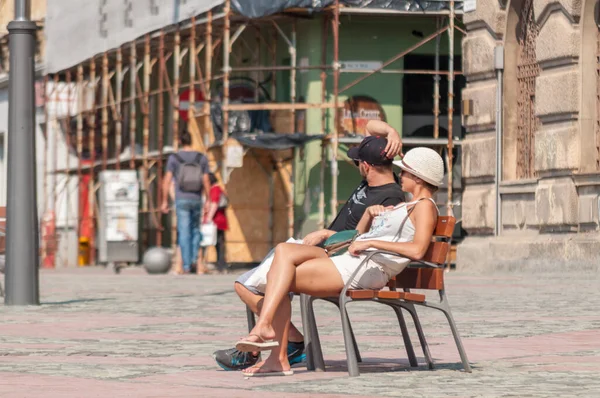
[{"left": 459, "top": 0, "right": 600, "bottom": 270}]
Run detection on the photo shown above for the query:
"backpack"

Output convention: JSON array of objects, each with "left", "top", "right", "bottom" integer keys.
[
  {"left": 217, "top": 190, "right": 229, "bottom": 209},
  {"left": 174, "top": 153, "right": 204, "bottom": 193}
]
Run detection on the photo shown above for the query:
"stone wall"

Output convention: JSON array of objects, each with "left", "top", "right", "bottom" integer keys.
[
  {"left": 459, "top": 0, "right": 600, "bottom": 270},
  {"left": 461, "top": 0, "right": 505, "bottom": 235}
]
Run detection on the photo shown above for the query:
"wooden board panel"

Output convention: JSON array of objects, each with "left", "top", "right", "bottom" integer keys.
[
  {"left": 201, "top": 146, "right": 292, "bottom": 264},
  {"left": 187, "top": 115, "right": 293, "bottom": 264}
]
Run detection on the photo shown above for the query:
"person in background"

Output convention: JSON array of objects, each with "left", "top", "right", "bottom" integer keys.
[
  {"left": 169, "top": 180, "right": 208, "bottom": 275},
  {"left": 161, "top": 130, "right": 210, "bottom": 274},
  {"left": 204, "top": 173, "right": 229, "bottom": 274}
]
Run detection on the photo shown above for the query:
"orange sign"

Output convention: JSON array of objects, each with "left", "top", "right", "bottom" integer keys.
[{"left": 340, "top": 95, "right": 386, "bottom": 135}]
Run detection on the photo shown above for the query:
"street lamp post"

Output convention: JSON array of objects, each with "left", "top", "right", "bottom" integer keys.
[
  {"left": 4, "top": 0, "right": 40, "bottom": 305},
  {"left": 494, "top": 46, "right": 504, "bottom": 237}
]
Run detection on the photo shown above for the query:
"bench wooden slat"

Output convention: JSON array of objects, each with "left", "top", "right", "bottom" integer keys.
[
  {"left": 375, "top": 290, "right": 426, "bottom": 302},
  {"left": 347, "top": 290, "right": 427, "bottom": 302},
  {"left": 395, "top": 268, "right": 444, "bottom": 290},
  {"left": 423, "top": 241, "right": 450, "bottom": 265},
  {"left": 347, "top": 290, "right": 375, "bottom": 299},
  {"left": 434, "top": 216, "right": 455, "bottom": 238}
]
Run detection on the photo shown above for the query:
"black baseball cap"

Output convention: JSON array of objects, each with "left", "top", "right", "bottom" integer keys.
[{"left": 347, "top": 136, "right": 392, "bottom": 166}]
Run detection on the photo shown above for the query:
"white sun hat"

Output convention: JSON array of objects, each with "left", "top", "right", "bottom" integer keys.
[{"left": 393, "top": 147, "right": 445, "bottom": 187}]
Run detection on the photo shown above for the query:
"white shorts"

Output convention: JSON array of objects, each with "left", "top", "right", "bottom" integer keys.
[{"left": 329, "top": 253, "right": 390, "bottom": 290}]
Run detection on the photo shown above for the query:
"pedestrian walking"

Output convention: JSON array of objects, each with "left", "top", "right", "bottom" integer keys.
[
  {"left": 204, "top": 173, "right": 229, "bottom": 273},
  {"left": 161, "top": 130, "right": 210, "bottom": 274}
]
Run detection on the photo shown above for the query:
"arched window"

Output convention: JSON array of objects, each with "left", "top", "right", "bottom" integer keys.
[
  {"left": 515, "top": 0, "right": 539, "bottom": 179},
  {"left": 503, "top": 0, "right": 540, "bottom": 180}
]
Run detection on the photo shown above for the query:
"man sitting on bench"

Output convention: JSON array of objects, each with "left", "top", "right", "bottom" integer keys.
[{"left": 213, "top": 121, "right": 405, "bottom": 371}]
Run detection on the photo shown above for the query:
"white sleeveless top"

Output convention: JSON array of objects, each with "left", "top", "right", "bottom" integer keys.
[{"left": 354, "top": 198, "right": 438, "bottom": 277}]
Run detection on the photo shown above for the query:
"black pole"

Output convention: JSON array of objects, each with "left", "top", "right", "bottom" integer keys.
[{"left": 4, "top": 0, "right": 40, "bottom": 305}]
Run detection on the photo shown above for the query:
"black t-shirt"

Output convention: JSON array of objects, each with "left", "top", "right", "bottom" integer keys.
[{"left": 328, "top": 181, "right": 405, "bottom": 232}]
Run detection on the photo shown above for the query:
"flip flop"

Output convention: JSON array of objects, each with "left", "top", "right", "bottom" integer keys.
[
  {"left": 235, "top": 334, "right": 279, "bottom": 352},
  {"left": 244, "top": 370, "right": 294, "bottom": 378}
]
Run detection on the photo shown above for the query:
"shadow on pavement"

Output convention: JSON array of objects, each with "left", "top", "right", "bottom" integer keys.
[
  {"left": 42, "top": 298, "right": 115, "bottom": 305},
  {"left": 319, "top": 358, "right": 475, "bottom": 374}
]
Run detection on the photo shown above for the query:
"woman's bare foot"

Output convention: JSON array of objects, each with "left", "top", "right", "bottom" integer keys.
[
  {"left": 247, "top": 323, "right": 276, "bottom": 343},
  {"left": 235, "top": 324, "right": 278, "bottom": 352},
  {"left": 244, "top": 359, "right": 265, "bottom": 371},
  {"left": 242, "top": 355, "right": 290, "bottom": 376}
]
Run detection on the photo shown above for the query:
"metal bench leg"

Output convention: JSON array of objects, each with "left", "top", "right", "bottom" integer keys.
[
  {"left": 246, "top": 305, "right": 256, "bottom": 333},
  {"left": 300, "top": 294, "right": 315, "bottom": 371},
  {"left": 440, "top": 305, "right": 471, "bottom": 373},
  {"left": 390, "top": 305, "right": 418, "bottom": 367},
  {"left": 340, "top": 299, "right": 360, "bottom": 377},
  {"left": 347, "top": 313, "right": 362, "bottom": 363},
  {"left": 308, "top": 296, "right": 326, "bottom": 372},
  {"left": 403, "top": 303, "right": 434, "bottom": 370},
  {"left": 332, "top": 300, "right": 362, "bottom": 363}
]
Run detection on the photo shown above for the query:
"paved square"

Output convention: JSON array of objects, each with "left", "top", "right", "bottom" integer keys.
[{"left": 1, "top": 267, "right": 599, "bottom": 397}]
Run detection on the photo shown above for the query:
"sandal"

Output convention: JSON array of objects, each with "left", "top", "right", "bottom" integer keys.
[
  {"left": 244, "top": 369, "right": 293, "bottom": 378},
  {"left": 235, "top": 334, "right": 279, "bottom": 352}
]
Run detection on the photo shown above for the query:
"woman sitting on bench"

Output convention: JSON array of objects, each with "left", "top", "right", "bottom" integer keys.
[{"left": 234, "top": 147, "right": 444, "bottom": 377}]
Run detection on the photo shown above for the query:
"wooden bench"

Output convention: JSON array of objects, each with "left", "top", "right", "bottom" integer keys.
[{"left": 301, "top": 216, "right": 471, "bottom": 376}]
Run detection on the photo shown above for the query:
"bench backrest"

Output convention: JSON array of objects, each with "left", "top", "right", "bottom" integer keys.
[
  {"left": 395, "top": 268, "right": 445, "bottom": 290},
  {"left": 422, "top": 216, "right": 455, "bottom": 266},
  {"left": 389, "top": 216, "right": 456, "bottom": 291}
]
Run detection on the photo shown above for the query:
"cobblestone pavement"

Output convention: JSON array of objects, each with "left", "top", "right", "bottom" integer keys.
[{"left": 1, "top": 267, "right": 599, "bottom": 397}]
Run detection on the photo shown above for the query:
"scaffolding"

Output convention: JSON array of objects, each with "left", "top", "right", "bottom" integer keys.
[{"left": 43, "top": 0, "right": 464, "bottom": 268}]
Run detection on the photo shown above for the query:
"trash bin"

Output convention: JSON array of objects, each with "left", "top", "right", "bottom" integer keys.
[{"left": 78, "top": 237, "right": 90, "bottom": 267}]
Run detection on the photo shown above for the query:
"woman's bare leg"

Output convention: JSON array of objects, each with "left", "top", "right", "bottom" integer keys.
[
  {"left": 234, "top": 282, "right": 304, "bottom": 343},
  {"left": 242, "top": 294, "right": 292, "bottom": 375},
  {"left": 242, "top": 257, "right": 344, "bottom": 375},
  {"left": 243, "top": 243, "right": 328, "bottom": 344}
]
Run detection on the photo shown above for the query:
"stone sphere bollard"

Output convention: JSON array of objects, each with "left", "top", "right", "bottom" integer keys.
[{"left": 142, "top": 247, "right": 172, "bottom": 275}]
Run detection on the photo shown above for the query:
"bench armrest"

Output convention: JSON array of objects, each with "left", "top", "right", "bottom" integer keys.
[
  {"left": 365, "top": 250, "right": 441, "bottom": 269},
  {"left": 339, "top": 250, "right": 441, "bottom": 298}
]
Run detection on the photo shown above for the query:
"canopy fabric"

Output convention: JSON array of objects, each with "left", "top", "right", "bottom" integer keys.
[
  {"left": 45, "top": 0, "right": 462, "bottom": 73},
  {"left": 234, "top": 133, "right": 325, "bottom": 150}
]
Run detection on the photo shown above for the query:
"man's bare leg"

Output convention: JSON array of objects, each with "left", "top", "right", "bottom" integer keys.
[{"left": 234, "top": 282, "right": 304, "bottom": 342}]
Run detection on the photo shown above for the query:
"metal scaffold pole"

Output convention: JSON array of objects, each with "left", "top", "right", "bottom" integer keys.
[
  {"left": 330, "top": 0, "right": 340, "bottom": 220},
  {"left": 5, "top": 0, "right": 40, "bottom": 305},
  {"left": 318, "top": 15, "right": 329, "bottom": 230},
  {"left": 222, "top": 0, "right": 231, "bottom": 180},
  {"left": 446, "top": 1, "right": 455, "bottom": 217}
]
